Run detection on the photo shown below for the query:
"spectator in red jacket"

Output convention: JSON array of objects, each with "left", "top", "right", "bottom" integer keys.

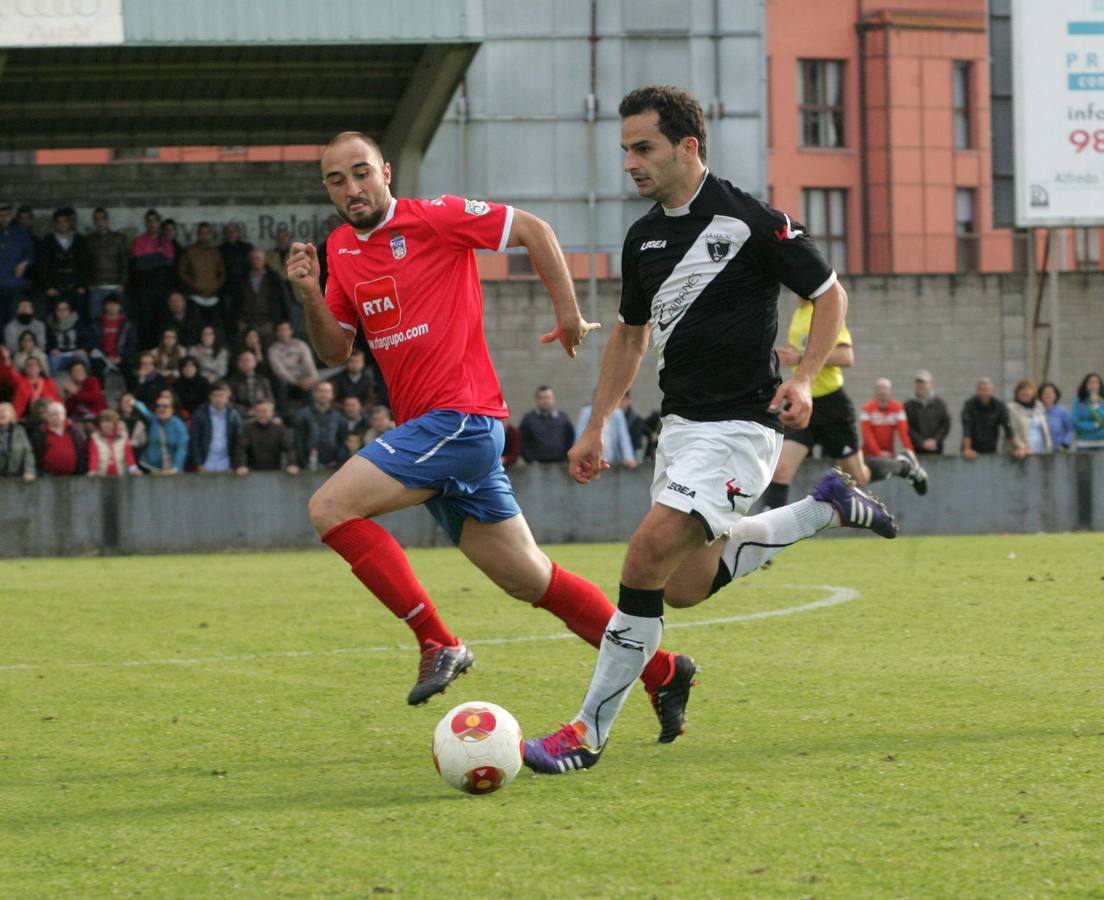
[
  {"left": 0, "top": 344, "right": 30, "bottom": 417},
  {"left": 861, "top": 377, "right": 915, "bottom": 458},
  {"left": 21, "top": 356, "right": 62, "bottom": 416},
  {"left": 87, "top": 409, "right": 142, "bottom": 476},
  {"left": 61, "top": 359, "right": 107, "bottom": 421},
  {"left": 30, "top": 401, "right": 88, "bottom": 475}
]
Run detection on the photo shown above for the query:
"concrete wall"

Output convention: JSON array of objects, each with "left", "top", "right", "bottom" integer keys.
[
  {"left": 485, "top": 272, "right": 1104, "bottom": 449},
  {"left": 0, "top": 453, "right": 1099, "bottom": 559}
]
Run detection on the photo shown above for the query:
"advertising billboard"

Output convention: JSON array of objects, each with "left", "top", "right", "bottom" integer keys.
[{"left": 1013, "top": 0, "right": 1104, "bottom": 226}]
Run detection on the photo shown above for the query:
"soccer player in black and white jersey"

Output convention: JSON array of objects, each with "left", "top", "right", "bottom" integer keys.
[{"left": 524, "top": 85, "right": 900, "bottom": 774}]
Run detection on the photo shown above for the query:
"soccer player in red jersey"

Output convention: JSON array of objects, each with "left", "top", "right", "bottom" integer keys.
[{"left": 286, "top": 132, "right": 697, "bottom": 738}]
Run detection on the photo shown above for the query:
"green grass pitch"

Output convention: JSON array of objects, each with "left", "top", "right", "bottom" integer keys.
[{"left": 2, "top": 534, "right": 1103, "bottom": 898}]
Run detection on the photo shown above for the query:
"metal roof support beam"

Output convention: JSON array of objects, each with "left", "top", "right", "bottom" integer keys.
[{"left": 383, "top": 43, "right": 479, "bottom": 198}]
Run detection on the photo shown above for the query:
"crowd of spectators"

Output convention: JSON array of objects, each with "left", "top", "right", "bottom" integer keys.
[
  {"left": 0, "top": 202, "right": 394, "bottom": 480},
  {"left": 2, "top": 201, "right": 1102, "bottom": 483},
  {"left": 861, "top": 370, "right": 1104, "bottom": 462}
]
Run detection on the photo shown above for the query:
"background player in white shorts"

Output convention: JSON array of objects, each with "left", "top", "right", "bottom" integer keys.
[{"left": 524, "top": 85, "right": 899, "bottom": 775}]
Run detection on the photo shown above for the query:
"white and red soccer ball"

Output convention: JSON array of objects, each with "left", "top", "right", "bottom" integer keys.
[{"left": 432, "top": 701, "right": 524, "bottom": 795}]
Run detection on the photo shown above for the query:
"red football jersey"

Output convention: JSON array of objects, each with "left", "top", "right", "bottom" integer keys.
[{"left": 325, "top": 195, "right": 514, "bottom": 425}]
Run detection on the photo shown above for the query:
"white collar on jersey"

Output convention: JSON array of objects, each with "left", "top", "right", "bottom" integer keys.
[
  {"left": 353, "top": 196, "right": 398, "bottom": 241},
  {"left": 661, "top": 168, "right": 710, "bottom": 217}
]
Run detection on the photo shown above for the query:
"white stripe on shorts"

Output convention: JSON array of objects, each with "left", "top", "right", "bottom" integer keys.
[{"left": 415, "top": 414, "right": 470, "bottom": 464}]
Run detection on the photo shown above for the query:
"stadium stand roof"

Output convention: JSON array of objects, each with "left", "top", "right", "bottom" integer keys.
[{"left": 0, "top": 0, "right": 482, "bottom": 190}]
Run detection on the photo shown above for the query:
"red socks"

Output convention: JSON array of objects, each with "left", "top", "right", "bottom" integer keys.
[
  {"left": 322, "top": 522, "right": 677, "bottom": 689},
  {"left": 534, "top": 563, "right": 675, "bottom": 692},
  {"left": 322, "top": 518, "right": 457, "bottom": 648}
]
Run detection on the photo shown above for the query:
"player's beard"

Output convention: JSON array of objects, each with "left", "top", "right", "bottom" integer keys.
[
  {"left": 342, "top": 198, "right": 386, "bottom": 232},
  {"left": 343, "top": 207, "right": 385, "bottom": 232}
]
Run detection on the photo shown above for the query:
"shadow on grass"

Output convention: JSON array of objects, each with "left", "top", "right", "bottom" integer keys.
[{"left": 2, "top": 776, "right": 449, "bottom": 830}]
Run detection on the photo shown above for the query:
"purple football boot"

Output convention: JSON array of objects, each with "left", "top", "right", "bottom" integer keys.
[{"left": 812, "top": 468, "right": 899, "bottom": 539}]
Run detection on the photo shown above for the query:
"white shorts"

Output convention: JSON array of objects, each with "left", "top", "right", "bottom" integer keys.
[{"left": 650, "top": 414, "right": 784, "bottom": 543}]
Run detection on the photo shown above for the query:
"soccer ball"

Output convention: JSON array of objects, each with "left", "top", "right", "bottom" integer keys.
[{"left": 432, "top": 701, "right": 524, "bottom": 795}]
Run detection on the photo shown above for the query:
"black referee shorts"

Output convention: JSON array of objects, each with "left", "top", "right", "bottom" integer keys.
[{"left": 783, "top": 387, "right": 861, "bottom": 459}]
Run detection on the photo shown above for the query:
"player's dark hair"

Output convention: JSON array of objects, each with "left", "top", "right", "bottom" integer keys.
[
  {"left": 209, "top": 380, "right": 230, "bottom": 396},
  {"left": 93, "top": 206, "right": 107, "bottom": 217},
  {"left": 536, "top": 385, "right": 552, "bottom": 395},
  {"left": 197, "top": 221, "right": 211, "bottom": 230},
  {"left": 1077, "top": 372, "right": 1103, "bottom": 402},
  {"left": 145, "top": 208, "right": 160, "bottom": 220},
  {"left": 619, "top": 85, "right": 707, "bottom": 162}
]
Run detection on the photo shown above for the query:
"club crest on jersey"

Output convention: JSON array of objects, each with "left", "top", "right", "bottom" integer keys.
[
  {"left": 390, "top": 231, "right": 407, "bottom": 260},
  {"left": 704, "top": 231, "right": 732, "bottom": 262},
  {"left": 464, "top": 198, "right": 490, "bottom": 216}
]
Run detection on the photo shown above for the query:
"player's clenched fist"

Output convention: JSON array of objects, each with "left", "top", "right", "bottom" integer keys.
[
  {"left": 287, "top": 242, "right": 321, "bottom": 291},
  {"left": 567, "top": 429, "right": 611, "bottom": 485}
]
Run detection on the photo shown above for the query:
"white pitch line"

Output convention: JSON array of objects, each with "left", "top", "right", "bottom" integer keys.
[{"left": 0, "top": 582, "right": 858, "bottom": 673}]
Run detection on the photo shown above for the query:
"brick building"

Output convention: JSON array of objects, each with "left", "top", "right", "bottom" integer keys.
[{"left": 767, "top": 0, "right": 1099, "bottom": 275}]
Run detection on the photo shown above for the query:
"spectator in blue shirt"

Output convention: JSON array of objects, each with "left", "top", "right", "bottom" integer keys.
[
  {"left": 1072, "top": 372, "right": 1104, "bottom": 450},
  {"left": 0, "top": 204, "right": 36, "bottom": 326},
  {"left": 577, "top": 394, "right": 639, "bottom": 470},
  {"left": 133, "top": 395, "right": 188, "bottom": 475},
  {"left": 1038, "top": 382, "right": 1073, "bottom": 451},
  {"left": 188, "top": 381, "right": 243, "bottom": 473}
]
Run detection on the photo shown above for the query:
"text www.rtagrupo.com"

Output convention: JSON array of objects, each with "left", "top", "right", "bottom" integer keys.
[{"left": 366, "top": 323, "right": 430, "bottom": 351}]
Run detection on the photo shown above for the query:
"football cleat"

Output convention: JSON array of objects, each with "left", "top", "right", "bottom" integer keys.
[
  {"left": 647, "top": 654, "right": 700, "bottom": 744},
  {"left": 812, "top": 467, "right": 899, "bottom": 539},
  {"left": 896, "top": 449, "right": 928, "bottom": 496},
  {"left": 407, "top": 639, "right": 474, "bottom": 706},
  {"left": 522, "top": 722, "right": 603, "bottom": 774}
]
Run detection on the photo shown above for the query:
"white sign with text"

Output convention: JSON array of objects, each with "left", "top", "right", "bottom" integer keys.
[
  {"left": 0, "top": 0, "right": 125, "bottom": 47},
  {"left": 1014, "top": 0, "right": 1104, "bottom": 225},
  {"left": 28, "top": 206, "right": 339, "bottom": 248}
]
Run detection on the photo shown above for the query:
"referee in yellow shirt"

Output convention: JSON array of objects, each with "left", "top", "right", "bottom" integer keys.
[{"left": 762, "top": 298, "right": 927, "bottom": 510}]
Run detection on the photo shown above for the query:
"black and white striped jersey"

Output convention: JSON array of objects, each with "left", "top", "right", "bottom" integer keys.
[{"left": 619, "top": 172, "right": 837, "bottom": 429}]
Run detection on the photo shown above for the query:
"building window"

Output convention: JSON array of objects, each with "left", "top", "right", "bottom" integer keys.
[
  {"left": 802, "top": 188, "right": 848, "bottom": 273},
  {"left": 1074, "top": 228, "right": 1101, "bottom": 270},
  {"left": 798, "top": 60, "right": 845, "bottom": 148},
  {"left": 955, "top": 188, "right": 978, "bottom": 272},
  {"left": 952, "top": 61, "right": 972, "bottom": 149}
]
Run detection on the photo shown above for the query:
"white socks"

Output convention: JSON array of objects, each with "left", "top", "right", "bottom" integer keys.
[
  {"left": 720, "top": 497, "right": 837, "bottom": 580},
  {"left": 576, "top": 609, "right": 663, "bottom": 748}
]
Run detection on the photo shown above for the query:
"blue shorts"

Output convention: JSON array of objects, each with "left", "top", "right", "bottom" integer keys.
[{"left": 358, "top": 410, "right": 521, "bottom": 545}]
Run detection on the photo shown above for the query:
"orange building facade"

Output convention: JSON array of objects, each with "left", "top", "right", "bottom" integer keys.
[{"left": 767, "top": 0, "right": 1022, "bottom": 274}]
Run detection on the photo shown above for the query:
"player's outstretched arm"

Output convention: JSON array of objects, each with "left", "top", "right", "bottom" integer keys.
[
  {"left": 507, "top": 209, "right": 600, "bottom": 358},
  {"left": 771, "top": 281, "right": 848, "bottom": 429},
  {"left": 567, "top": 322, "right": 648, "bottom": 484},
  {"left": 287, "top": 241, "right": 354, "bottom": 366}
]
